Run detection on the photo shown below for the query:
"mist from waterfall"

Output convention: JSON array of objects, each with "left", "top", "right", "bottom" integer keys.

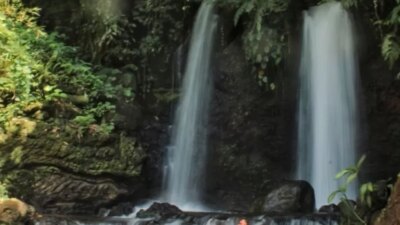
[
  {"left": 163, "top": 2, "right": 217, "bottom": 210},
  {"left": 297, "top": 2, "right": 359, "bottom": 207}
]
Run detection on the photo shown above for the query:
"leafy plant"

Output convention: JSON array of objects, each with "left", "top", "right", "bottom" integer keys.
[
  {"left": 217, "top": 0, "right": 287, "bottom": 65},
  {"left": 359, "top": 182, "right": 376, "bottom": 207},
  {"left": 76, "top": 0, "right": 137, "bottom": 64},
  {"left": 328, "top": 155, "right": 366, "bottom": 225},
  {"left": 72, "top": 114, "right": 96, "bottom": 127},
  {"left": 0, "top": 0, "right": 124, "bottom": 141},
  {"left": 214, "top": 0, "right": 288, "bottom": 91},
  {"left": 381, "top": 34, "right": 400, "bottom": 70},
  {"left": 370, "top": 0, "right": 400, "bottom": 68},
  {"left": 131, "top": 0, "right": 187, "bottom": 97}
]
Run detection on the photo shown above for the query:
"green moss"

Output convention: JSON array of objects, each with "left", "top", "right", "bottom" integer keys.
[
  {"left": 2, "top": 170, "right": 34, "bottom": 200},
  {"left": 10, "top": 146, "right": 23, "bottom": 164},
  {"left": 1, "top": 122, "right": 144, "bottom": 178},
  {"left": 0, "top": 182, "right": 8, "bottom": 199}
]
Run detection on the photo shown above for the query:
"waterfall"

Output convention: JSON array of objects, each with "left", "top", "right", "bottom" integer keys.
[
  {"left": 163, "top": 2, "right": 217, "bottom": 210},
  {"left": 297, "top": 2, "right": 359, "bottom": 207}
]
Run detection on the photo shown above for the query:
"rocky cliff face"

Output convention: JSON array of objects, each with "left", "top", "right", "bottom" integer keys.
[
  {"left": 372, "top": 177, "right": 400, "bottom": 225},
  {"left": 356, "top": 11, "right": 400, "bottom": 183},
  {"left": 0, "top": 120, "right": 145, "bottom": 214},
  {"left": 204, "top": 37, "right": 296, "bottom": 211},
  {"left": 362, "top": 60, "right": 400, "bottom": 182}
]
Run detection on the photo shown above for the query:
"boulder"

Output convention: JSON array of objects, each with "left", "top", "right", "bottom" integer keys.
[
  {"left": 31, "top": 172, "right": 131, "bottom": 215},
  {"left": 107, "top": 202, "right": 135, "bottom": 217},
  {"left": 205, "top": 36, "right": 294, "bottom": 211},
  {"left": 255, "top": 180, "right": 315, "bottom": 214},
  {"left": 373, "top": 177, "right": 400, "bottom": 225},
  {"left": 318, "top": 204, "right": 340, "bottom": 213},
  {"left": 0, "top": 198, "right": 38, "bottom": 225},
  {"left": 136, "top": 202, "right": 182, "bottom": 219},
  {"left": 0, "top": 121, "right": 145, "bottom": 215}
]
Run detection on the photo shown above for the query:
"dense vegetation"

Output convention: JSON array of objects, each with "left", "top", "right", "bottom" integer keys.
[
  {"left": 0, "top": 0, "right": 129, "bottom": 142},
  {"left": 0, "top": 0, "right": 137, "bottom": 201},
  {"left": 0, "top": 0, "right": 190, "bottom": 203}
]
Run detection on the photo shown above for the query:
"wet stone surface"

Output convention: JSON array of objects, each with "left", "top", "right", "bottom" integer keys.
[{"left": 36, "top": 203, "right": 340, "bottom": 225}]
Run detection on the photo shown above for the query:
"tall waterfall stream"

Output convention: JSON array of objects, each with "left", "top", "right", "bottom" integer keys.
[
  {"left": 162, "top": 1, "right": 217, "bottom": 210},
  {"left": 297, "top": 2, "right": 359, "bottom": 207}
]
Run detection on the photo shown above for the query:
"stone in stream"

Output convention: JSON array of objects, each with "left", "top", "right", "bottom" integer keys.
[
  {"left": 256, "top": 180, "right": 315, "bottom": 214},
  {"left": 318, "top": 204, "right": 340, "bottom": 214},
  {"left": 136, "top": 202, "right": 183, "bottom": 219}
]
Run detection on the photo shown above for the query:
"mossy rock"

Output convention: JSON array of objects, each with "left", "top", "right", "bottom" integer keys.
[
  {"left": 0, "top": 121, "right": 145, "bottom": 177},
  {"left": 0, "top": 121, "right": 146, "bottom": 214}
]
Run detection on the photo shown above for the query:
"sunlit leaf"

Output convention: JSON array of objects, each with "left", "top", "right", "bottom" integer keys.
[
  {"left": 356, "top": 154, "right": 366, "bottom": 169},
  {"left": 336, "top": 169, "right": 350, "bottom": 179},
  {"left": 346, "top": 173, "right": 357, "bottom": 184}
]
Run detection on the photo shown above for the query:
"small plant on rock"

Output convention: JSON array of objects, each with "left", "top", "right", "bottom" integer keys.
[{"left": 328, "top": 155, "right": 366, "bottom": 225}]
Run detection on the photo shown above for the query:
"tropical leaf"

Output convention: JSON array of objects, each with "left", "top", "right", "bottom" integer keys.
[{"left": 382, "top": 34, "right": 400, "bottom": 68}]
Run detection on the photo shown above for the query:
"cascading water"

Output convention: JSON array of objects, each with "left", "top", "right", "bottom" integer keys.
[
  {"left": 163, "top": 2, "right": 217, "bottom": 210},
  {"left": 297, "top": 2, "right": 359, "bottom": 207}
]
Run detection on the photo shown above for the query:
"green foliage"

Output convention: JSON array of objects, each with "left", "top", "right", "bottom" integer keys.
[
  {"left": 0, "top": 182, "right": 8, "bottom": 199},
  {"left": 0, "top": 0, "right": 49, "bottom": 128},
  {"left": 131, "top": 0, "right": 187, "bottom": 97},
  {"left": 153, "top": 88, "right": 180, "bottom": 103},
  {"left": 76, "top": 0, "right": 136, "bottom": 64},
  {"left": 329, "top": 157, "right": 395, "bottom": 225},
  {"left": 72, "top": 114, "right": 96, "bottom": 127},
  {"left": 64, "top": 0, "right": 188, "bottom": 96},
  {"left": 328, "top": 155, "right": 366, "bottom": 225},
  {"left": 215, "top": 0, "right": 288, "bottom": 91},
  {"left": 231, "top": 0, "right": 288, "bottom": 26},
  {"left": 0, "top": 0, "right": 125, "bottom": 140},
  {"left": 328, "top": 155, "right": 365, "bottom": 203},
  {"left": 372, "top": 0, "right": 400, "bottom": 68},
  {"left": 382, "top": 34, "right": 400, "bottom": 68},
  {"left": 217, "top": 0, "right": 288, "bottom": 66},
  {"left": 133, "top": 0, "right": 184, "bottom": 57},
  {"left": 30, "top": 0, "right": 188, "bottom": 99},
  {"left": 359, "top": 182, "right": 375, "bottom": 207}
]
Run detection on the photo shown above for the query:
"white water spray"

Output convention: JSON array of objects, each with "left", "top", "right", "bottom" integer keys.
[
  {"left": 297, "top": 2, "right": 359, "bottom": 207},
  {"left": 163, "top": 2, "right": 217, "bottom": 210}
]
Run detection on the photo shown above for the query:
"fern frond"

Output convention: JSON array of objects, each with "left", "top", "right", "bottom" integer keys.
[{"left": 382, "top": 34, "right": 400, "bottom": 68}]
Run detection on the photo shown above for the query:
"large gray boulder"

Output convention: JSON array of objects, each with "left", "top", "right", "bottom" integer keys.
[{"left": 257, "top": 180, "right": 315, "bottom": 214}]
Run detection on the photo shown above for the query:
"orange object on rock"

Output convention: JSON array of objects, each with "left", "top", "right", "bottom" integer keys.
[{"left": 238, "top": 219, "right": 248, "bottom": 225}]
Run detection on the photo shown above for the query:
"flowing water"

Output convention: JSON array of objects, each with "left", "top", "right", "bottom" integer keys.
[
  {"left": 36, "top": 214, "right": 339, "bottom": 225},
  {"left": 163, "top": 2, "right": 217, "bottom": 210},
  {"left": 297, "top": 2, "right": 359, "bottom": 207}
]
